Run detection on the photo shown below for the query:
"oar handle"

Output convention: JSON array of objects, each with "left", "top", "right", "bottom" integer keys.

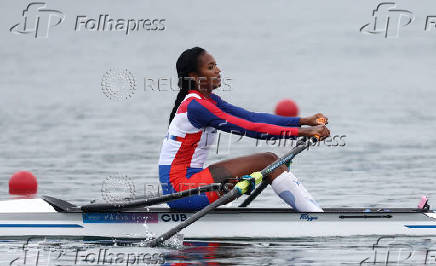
[
  {"left": 316, "top": 117, "right": 327, "bottom": 125},
  {"left": 313, "top": 117, "right": 327, "bottom": 140}
]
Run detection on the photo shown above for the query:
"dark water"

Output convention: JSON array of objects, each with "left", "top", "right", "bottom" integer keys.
[
  {"left": 1, "top": 0, "right": 436, "bottom": 264},
  {"left": 2, "top": 237, "right": 436, "bottom": 265}
]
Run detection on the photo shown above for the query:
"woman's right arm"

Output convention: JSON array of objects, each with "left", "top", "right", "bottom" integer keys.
[{"left": 187, "top": 99, "right": 329, "bottom": 140}]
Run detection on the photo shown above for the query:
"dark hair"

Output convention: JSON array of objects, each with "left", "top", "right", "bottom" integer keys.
[{"left": 168, "top": 47, "right": 205, "bottom": 124}]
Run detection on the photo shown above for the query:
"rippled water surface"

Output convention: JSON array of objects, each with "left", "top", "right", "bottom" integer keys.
[{"left": 1, "top": 0, "right": 436, "bottom": 264}]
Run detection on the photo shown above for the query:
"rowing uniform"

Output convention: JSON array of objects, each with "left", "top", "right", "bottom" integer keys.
[{"left": 158, "top": 90, "right": 301, "bottom": 210}]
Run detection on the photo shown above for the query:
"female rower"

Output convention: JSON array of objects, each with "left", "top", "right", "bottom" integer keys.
[{"left": 158, "top": 47, "right": 330, "bottom": 211}]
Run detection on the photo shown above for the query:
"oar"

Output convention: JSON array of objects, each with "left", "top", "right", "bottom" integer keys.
[
  {"left": 148, "top": 138, "right": 314, "bottom": 247},
  {"left": 239, "top": 137, "right": 310, "bottom": 207},
  {"left": 239, "top": 118, "right": 326, "bottom": 207},
  {"left": 238, "top": 181, "right": 268, "bottom": 207},
  {"left": 81, "top": 183, "right": 222, "bottom": 212}
]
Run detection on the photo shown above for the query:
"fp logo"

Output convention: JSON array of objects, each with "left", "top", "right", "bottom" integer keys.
[
  {"left": 360, "top": 2, "right": 414, "bottom": 38},
  {"left": 10, "top": 2, "right": 65, "bottom": 38}
]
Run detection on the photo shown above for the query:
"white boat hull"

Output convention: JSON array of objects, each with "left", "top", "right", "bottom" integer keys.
[{"left": 0, "top": 198, "right": 436, "bottom": 239}]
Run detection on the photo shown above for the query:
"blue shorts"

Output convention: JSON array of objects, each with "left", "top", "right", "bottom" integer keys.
[{"left": 159, "top": 165, "right": 220, "bottom": 211}]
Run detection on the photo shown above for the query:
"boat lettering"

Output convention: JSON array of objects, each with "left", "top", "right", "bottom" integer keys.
[
  {"left": 300, "top": 213, "right": 318, "bottom": 221},
  {"left": 82, "top": 213, "right": 158, "bottom": 223},
  {"left": 161, "top": 213, "right": 187, "bottom": 222}
]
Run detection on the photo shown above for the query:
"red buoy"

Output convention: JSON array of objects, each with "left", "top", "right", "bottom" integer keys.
[
  {"left": 9, "top": 171, "right": 38, "bottom": 195},
  {"left": 275, "top": 99, "right": 299, "bottom": 117}
]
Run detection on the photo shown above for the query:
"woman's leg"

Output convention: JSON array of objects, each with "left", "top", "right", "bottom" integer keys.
[
  {"left": 209, "top": 152, "right": 286, "bottom": 184},
  {"left": 209, "top": 152, "right": 323, "bottom": 212}
]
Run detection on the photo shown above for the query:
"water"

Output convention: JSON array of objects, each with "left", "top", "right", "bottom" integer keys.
[
  {"left": 2, "top": 237, "right": 436, "bottom": 265},
  {"left": 1, "top": 0, "right": 436, "bottom": 264}
]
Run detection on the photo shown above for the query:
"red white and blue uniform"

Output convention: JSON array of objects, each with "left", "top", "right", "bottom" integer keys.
[{"left": 158, "top": 90, "right": 300, "bottom": 210}]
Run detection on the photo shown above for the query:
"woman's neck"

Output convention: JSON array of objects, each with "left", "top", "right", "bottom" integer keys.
[{"left": 197, "top": 88, "right": 212, "bottom": 99}]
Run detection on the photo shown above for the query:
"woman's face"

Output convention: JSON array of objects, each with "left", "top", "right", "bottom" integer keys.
[{"left": 193, "top": 52, "right": 221, "bottom": 92}]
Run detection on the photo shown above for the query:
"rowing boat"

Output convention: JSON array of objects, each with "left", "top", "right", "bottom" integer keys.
[{"left": 0, "top": 196, "right": 435, "bottom": 240}]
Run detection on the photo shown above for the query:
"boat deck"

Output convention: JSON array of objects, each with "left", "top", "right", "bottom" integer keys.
[{"left": 42, "top": 196, "right": 430, "bottom": 214}]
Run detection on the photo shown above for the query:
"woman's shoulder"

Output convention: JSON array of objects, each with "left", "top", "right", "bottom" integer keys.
[
  {"left": 209, "top": 93, "right": 223, "bottom": 105},
  {"left": 210, "top": 93, "right": 221, "bottom": 100}
]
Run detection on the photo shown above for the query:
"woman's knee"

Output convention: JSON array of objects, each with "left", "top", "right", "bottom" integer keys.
[
  {"left": 262, "top": 152, "right": 279, "bottom": 163},
  {"left": 260, "top": 153, "right": 288, "bottom": 183}
]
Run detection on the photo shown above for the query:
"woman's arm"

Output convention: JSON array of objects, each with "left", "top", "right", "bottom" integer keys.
[
  {"left": 212, "top": 94, "right": 328, "bottom": 127},
  {"left": 187, "top": 98, "right": 329, "bottom": 140},
  {"left": 211, "top": 94, "right": 300, "bottom": 127}
]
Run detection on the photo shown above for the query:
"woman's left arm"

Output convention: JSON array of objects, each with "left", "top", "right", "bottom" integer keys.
[{"left": 213, "top": 95, "right": 327, "bottom": 127}]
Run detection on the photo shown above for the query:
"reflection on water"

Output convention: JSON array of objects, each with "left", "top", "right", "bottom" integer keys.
[{"left": 2, "top": 237, "right": 436, "bottom": 265}]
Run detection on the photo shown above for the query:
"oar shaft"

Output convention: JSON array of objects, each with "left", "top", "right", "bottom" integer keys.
[
  {"left": 260, "top": 143, "right": 308, "bottom": 176},
  {"left": 81, "top": 183, "right": 222, "bottom": 212},
  {"left": 148, "top": 189, "right": 241, "bottom": 247},
  {"left": 238, "top": 181, "right": 268, "bottom": 207}
]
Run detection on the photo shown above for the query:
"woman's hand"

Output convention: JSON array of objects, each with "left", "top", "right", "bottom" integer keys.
[
  {"left": 298, "top": 125, "right": 330, "bottom": 140},
  {"left": 300, "top": 113, "right": 328, "bottom": 126}
]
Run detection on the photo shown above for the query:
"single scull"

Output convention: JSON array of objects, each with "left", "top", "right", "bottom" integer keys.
[{"left": 0, "top": 196, "right": 434, "bottom": 240}]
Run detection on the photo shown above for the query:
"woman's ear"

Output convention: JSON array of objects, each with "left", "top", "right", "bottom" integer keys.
[
  {"left": 188, "top": 72, "right": 199, "bottom": 88},
  {"left": 188, "top": 72, "right": 198, "bottom": 81}
]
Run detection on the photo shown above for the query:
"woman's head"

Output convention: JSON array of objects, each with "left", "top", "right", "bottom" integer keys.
[
  {"left": 169, "top": 47, "right": 221, "bottom": 124},
  {"left": 176, "top": 47, "right": 221, "bottom": 92}
]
